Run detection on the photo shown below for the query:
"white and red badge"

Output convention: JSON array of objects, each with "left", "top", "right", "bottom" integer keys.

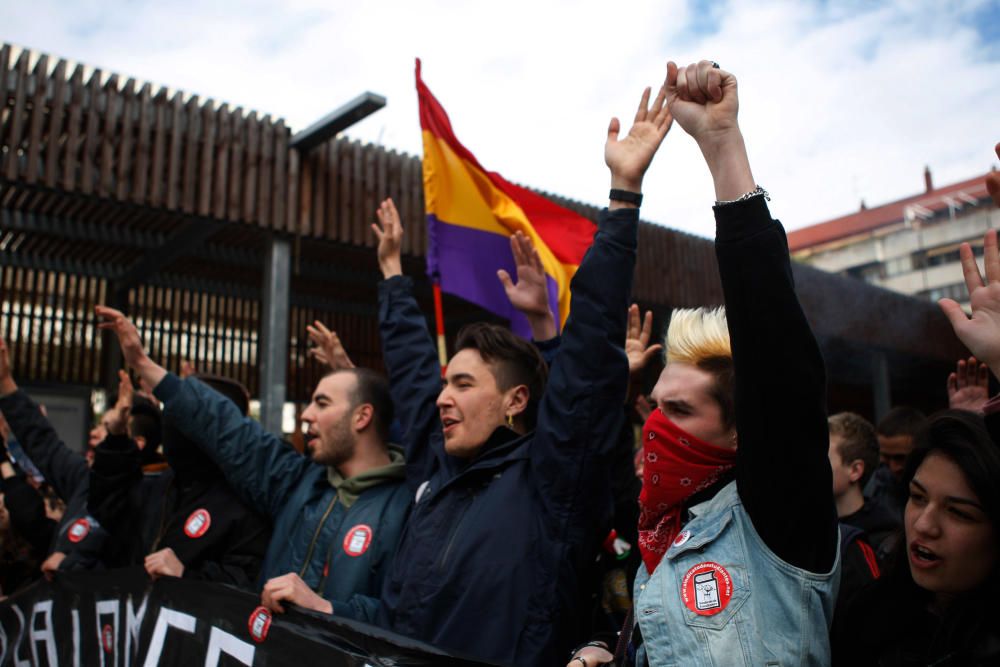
[
  {"left": 342, "top": 524, "right": 373, "bottom": 557},
  {"left": 68, "top": 518, "right": 91, "bottom": 543},
  {"left": 183, "top": 509, "right": 211, "bottom": 539},
  {"left": 681, "top": 562, "right": 733, "bottom": 616},
  {"left": 247, "top": 606, "right": 272, "bottom": 643},
  {"left": 101, "top": 623, "right": 114, "bottom": 653},
  {"left": 672, "top": 530, "right": 692, "bottom": 548}
]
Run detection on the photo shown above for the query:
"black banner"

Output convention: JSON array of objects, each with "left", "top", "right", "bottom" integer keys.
[{"left": 0, "top": 568, "right": 491, "bottom": 666}]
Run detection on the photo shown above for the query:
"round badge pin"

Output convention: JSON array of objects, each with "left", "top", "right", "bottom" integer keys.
[
  {"left": 342, "top": 524, "right": 373, "bottom": 557},
  {"left": 672, "top": 530, "right": 692, "bottom": 547},
  {"left": 680, "top": 562, "right": 733, "bottom": 616},
  {"left": 68, "top": 518, "right": 91, "bottom": 543},
  {"left": 184, "top": 509, "right": 211, "bottom": 539},
  {"left": 248, "top": 606, "right": 272, "bottom": 643}
]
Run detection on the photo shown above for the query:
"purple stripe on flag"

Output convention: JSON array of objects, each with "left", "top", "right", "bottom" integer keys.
[{"left": 426, "top": 215, "right": 559, "bottom": 339}]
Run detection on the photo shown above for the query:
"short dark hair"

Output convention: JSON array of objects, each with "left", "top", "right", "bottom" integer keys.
[
  {"left": 829, "top": 412, "right": 879, "bottom": 487},
  {"left": 876, "top": 406, "right": 926, "bottom": 438},
  {"left": 129, "top": 395, "right": 162, "bottom": 449},
  {"left": 195, "top": 373, "right": 251, "bottom": 416},
  {"left": 454, "top": 323, "right": 548, "bottom": 429},
  {"left": 327, "top": 368, "right": 394, "bottom": 443}
]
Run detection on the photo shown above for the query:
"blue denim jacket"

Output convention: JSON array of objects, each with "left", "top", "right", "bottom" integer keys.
[{"left": 634, "top": 481, "right": 840, "bottom": 666}]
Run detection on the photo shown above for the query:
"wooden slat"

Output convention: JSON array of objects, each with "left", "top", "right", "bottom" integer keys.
[
  {"left": 115, "top": 78, "right": 137, "bottom": 201},
  {"left": 165, "top": 91, "right": 184, "bottom": 210},
  {"left": 4, "top": 51, "right": 31, "bottom": 181},
  {"left": 98, "top": 74, "right": 120, "bottom": 198},
  {"left": 131, "top": 83, "right": 153, "bottom": 204},
  {"left": 338, "top": 140, "right": 351, "bottom": 242},
  {"left": 256, "top": 115, "right": 273, "bottom": 228},
  {"left": 180, "top": 95, "right": 200, "bottom": 214},
  {"left": 298, "top": 153, "right": 313, "bottom": 236},
  {"left": 212, "top": 104, "right": 231, "bottom": 220},
  {"left": 271, "top": 119, "right": 287, "bottom": 232},
  {"left": 149, "top": 89, "right": 169, "bottom": 207},
  {"left": 242, "top": 111, "right": 260, "bottom": 223},
  {"left": 24, "top": 54, "right": 49, "bottom": 184},
  {"left": 0, "top": 45, "right": 10, "bottom": 127},
  {"left": 227, "top": 108, "right": 244, "bottom": 221},
  {"left": 351, "top": 141, "right": 364, "bottom": 245},
  {"left": 324, "top": 139, "right": 339, "bottom": 239},
  {"left": 197, "top": 100, "right": 217, "bottom": 217},
  {"left": 80, "top": 68, "right": 103, "bottom": 195},
  {"left": 44, "top": 59, "right": 68, "bottom": 188},
  {"left": 310, "top": 142, "right": 326, "bottom": 238},
  {"left": 285, "top": 147, "right": 299, "bottom": 234}
]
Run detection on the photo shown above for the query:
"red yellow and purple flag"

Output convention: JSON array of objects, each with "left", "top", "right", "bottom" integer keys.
[{"left": 416, "top": 59, "right": 597, "bottom": 339}]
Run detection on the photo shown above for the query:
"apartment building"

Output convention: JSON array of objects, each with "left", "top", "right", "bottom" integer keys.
[{"left": 788, "top": 168, "right": 997, "bottom": 308}]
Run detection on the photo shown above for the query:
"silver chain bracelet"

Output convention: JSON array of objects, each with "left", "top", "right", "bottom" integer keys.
[{"left": 715, "top": 185, "right": 770, "bottom": 207}]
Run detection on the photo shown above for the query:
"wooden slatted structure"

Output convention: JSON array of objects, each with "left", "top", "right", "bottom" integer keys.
[{"left": 0, "top": 42, "right": 966, "bottom": 414}]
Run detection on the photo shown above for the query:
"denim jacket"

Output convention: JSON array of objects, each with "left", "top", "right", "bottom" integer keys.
[{"left": 634, "top": 481, "right": 840, "bottom": 667}]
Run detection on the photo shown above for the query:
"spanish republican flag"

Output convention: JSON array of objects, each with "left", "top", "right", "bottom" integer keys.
[{"left": 416, "top": 60, "right": 597, "bottom": 337}]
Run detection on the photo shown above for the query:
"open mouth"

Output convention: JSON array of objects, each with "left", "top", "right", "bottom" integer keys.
[
  {"left": 440, "top": 417, "right": 459, "bottom": 435},
  {"left": 909, "top": 542, "right": 942, "bottom": 567}
]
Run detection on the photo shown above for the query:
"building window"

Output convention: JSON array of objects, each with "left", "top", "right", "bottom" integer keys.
[
  {"left": 921, "top": 283, "right": 968, "bottom": 302},
  {"left": 845, "top": 261, "right": 885, "bottom": 283}
]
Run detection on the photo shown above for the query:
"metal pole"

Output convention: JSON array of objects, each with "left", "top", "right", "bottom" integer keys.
[{"left": 259, "top": 236, "right": 291, "bottom": 436}]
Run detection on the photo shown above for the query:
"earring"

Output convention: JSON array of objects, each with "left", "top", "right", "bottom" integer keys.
[{"left": 506, "top": 413, "right": 514, "bottom": 428}]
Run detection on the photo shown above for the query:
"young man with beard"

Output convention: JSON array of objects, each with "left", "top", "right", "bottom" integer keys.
[{"left": 95, "top": 306, "right": 409, "bottom": 615}]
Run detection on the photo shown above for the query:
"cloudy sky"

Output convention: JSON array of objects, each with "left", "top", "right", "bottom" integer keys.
[{"left": 4, "top": 0, "right": 998, "bottom": 237}]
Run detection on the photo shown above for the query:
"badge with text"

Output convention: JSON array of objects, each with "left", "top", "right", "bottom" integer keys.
[
  {"left": 248, "top": 606, "right": 272, "bottom": 643},
  {"left": 343, "top": 524, "right": 373, "bottom": 557},
  {"left": 681, "top": 562, "right": 733, "bottom": 616},
  {"left": 184, "top": 509, "right": 211, "bottom": 539},
  {"left": 68, "top": 518, "right": 91, "bottom": 543},
  {"left": 672, "top": 530, "right": 692, "bottom": 547}
]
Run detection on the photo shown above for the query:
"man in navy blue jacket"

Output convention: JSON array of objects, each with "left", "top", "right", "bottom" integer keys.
[{"left": 331, "top": 83, "right": 674, "bottom": 665}]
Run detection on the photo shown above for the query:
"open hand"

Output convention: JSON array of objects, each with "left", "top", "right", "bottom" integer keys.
[
  {"left": 497, "top": 232, "right": 557, "bottom": 339},
  {"left": 261, "top": 573, "right": 333, "bottom": 615},
  {"left": 947, "top": 356, "right": 990, "bottom": 413},
  {"left": 605, "top": 81, "right": 673, "bottom": 192},
  {"left": 371, "top": 198, "right": 403, "bottom": 278},
  {"left": 939, "top": 230, "right": 1000, "bottom": 379},
  {"left": 145, "top": 547, "right": 185, "bottom": 579},
  {"left": 625, "top": 304, "right": 662, "bottom": 374},
  {"left": 306, "top": 321, "right": 356, "bottom": 370},
  {"left": 95, "top": 306, "right": 148, "bottom": 369}
]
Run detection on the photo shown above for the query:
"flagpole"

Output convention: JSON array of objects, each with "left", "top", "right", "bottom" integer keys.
[{"left": 432, "top": 278, "right": 448, "bottom": 375}]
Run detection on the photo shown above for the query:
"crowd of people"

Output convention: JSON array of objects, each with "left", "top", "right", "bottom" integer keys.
[{"left": 1, "top": 59, "right": 999, "bottom": 666}]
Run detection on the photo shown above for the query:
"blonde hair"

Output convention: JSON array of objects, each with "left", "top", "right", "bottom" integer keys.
[{"left": 664, "top": 307, "right": 731, "bottom": 365}]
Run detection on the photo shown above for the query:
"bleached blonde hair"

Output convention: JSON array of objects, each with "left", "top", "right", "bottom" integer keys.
[{"left": 664, "top": 307, "right": 731, "bottom": 365}]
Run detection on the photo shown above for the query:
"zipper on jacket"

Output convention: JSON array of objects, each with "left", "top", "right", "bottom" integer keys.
[
  {"left": 298, "top": 495, "right": 338, "bottom": 582},
  {"left": 436, "top": 490, "right": 475, "bottom": 573}
]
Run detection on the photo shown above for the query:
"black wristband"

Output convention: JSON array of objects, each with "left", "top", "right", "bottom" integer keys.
[{"left": 609, "top": 189, "right": 642, "bottom": 206}]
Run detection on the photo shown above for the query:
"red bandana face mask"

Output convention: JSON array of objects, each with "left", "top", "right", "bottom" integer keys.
[{"left": 637, "top": 408, "right": 737, "bottom": 574}]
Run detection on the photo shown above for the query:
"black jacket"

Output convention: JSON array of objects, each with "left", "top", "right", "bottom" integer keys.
[
  {"left": 89, "top": 427, "right": 270, "bottom": 588},
  {"left": 0, "top": 389, "right": 107, "bottom": 570}
]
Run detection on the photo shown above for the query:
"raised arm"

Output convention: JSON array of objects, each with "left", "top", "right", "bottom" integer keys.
[
  {"left": 96, "top": 306, "right": 309, "bottom": 517},
  {"left": 534, "top": 80, "right": 673, "bottom": 507},
  {"left": 667, "top": 60, "right": 836, "bottom": 572},
  {"left": 373, "top": 198, "right": 448, "bottom": 482},
  {"left": 0, "top": 336, "right": 88, "bottom": 501}
]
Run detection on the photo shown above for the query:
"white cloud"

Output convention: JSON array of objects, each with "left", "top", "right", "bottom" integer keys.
[{"left": 2, "top": 0, "right": 998, "bottom": 236}]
